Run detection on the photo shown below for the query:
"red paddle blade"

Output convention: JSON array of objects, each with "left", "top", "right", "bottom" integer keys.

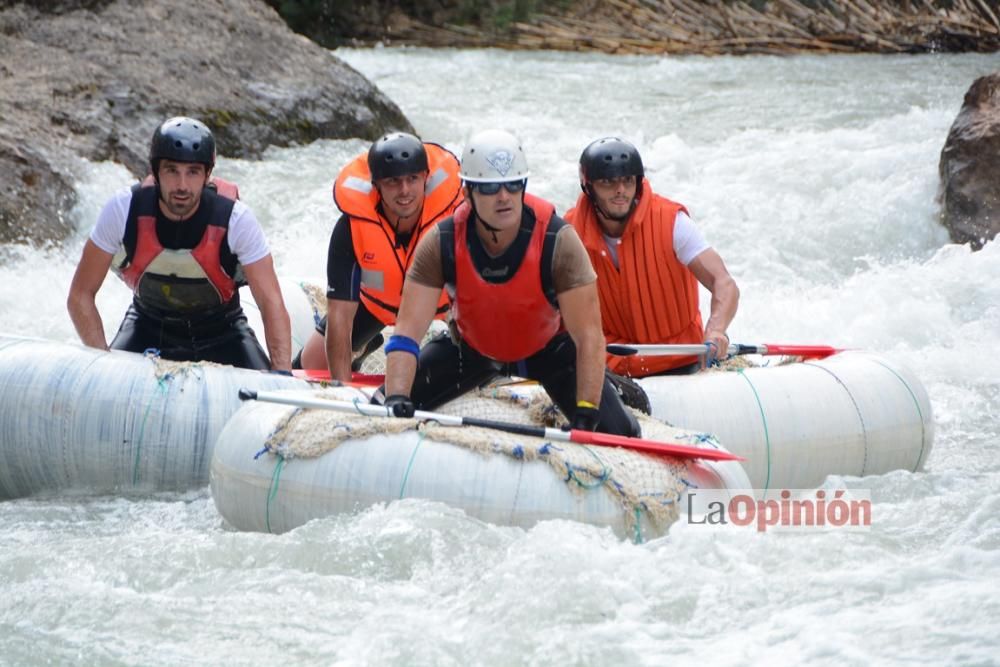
[
  {"left": 761, "top": 344, "right": 842, "bottom": 358},
  {"left": 291, "top": 369, "right": 385, "bottom": 387},
  {"left": 568, "top": 429, "right": 744, "bottom": 462},
  {"left": 350, "top": 373, "right": 386, "bottom": 387}
]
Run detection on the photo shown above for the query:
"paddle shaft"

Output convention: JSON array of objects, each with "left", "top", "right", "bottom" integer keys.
[
  {"left": 606, "top": 343, "right": 841, "bottom": 359},
  {"left": 238, "top": 389, "right": 742, "bottom": 462}
]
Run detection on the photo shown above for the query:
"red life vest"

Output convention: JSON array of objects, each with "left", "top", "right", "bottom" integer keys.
[
  {"left": 451, "top": 194, "right": 563, "bottom": 362},
  {"left": 565, "top": 180, "right": 703, "bottom": 376},
  {"left": 114, "top": 181, "right": 241, "bottom": 316},
  {"left": 334, "top": 143, "right": 461, "bottom": 325}
]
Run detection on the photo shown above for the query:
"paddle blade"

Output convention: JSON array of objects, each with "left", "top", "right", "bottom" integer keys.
[
  {"left": 291, "top": 369, "right": 385, "bottom": 387},
  {"left": 351, "top": 372, "right": 386, "bottom": 387},
  {"left": 609, "top": 342, "right": 845, "bottom": 360},
  {"left": 757, "top": 344, "right": 842, "bottom": 359},
  {"left": 567, "top": 429, "right": 744, "bottom": 462}
]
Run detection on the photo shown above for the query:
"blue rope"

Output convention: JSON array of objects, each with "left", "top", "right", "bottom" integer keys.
[
  {"left": 565, "top": 446, "right": 612, "bottom": 489},
  {"left": 299, "top": 280, "right": 323, "bottom": 329}
]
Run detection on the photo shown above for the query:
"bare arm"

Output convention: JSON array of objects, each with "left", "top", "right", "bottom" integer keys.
[
  {"left": 324, "top": 298, "right": 360, "bottom": 382},
  {"left": 557, "top": 282, "right": 606, "bottom": 407},
  {"left": 242, "top": 255, "right": 292, "bottom": 370},
  {"left": 384, "top": 280, "right": 440, "bottom": 398},
  {"left": 67, "top": 240, "right": 114, "bottom": 349},
  {"left": 688, "top": 248, "right": 740, "bottom": 357}
]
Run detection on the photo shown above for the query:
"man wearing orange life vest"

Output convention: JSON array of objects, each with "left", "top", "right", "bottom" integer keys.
[
  {"left": 382, "top": 129, "right": 640, "bottom": 438},
  {"left": 295, "top": 132, "right": 462, "bottom": 381},
  {"left": 67, "top": 117, "right": 292, "bottom": 370},
  {"left": 565, "top": 137, "right": 739, "bottom": 378}
]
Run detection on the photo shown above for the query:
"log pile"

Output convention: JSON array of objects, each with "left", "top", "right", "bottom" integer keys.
[{"left": 381, "top": 0, "right": 1000, "bottom": 55}]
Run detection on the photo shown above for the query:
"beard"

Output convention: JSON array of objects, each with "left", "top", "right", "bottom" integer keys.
[{"left": 161, "top": 191, "right": 199, "bottom": 220}]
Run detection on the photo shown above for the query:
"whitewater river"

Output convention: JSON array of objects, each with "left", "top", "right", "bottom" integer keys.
[{"left": 1, "top": 48, "right": 998, "bottom": 665}]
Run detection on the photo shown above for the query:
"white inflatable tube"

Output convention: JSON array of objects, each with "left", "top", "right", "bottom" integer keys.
[
  {"left": 0, "top": 335, "right": 310, "bottom": 499},
  {"left": 210, "top": 397, "right": 751, "bottom": 539},
  {"left": 639, "top": 352, "right": 933, "bottom": 491}
]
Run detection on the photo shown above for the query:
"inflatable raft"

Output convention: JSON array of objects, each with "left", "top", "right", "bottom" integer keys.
[
  {"left": 209, "top": 350, "right": 932, "bottom": 539},
  {"left": 0, "top": 279, "right": 324, "bottom": 499},
  {"left": 209, "top": 387, "right": 751, "bottom": 541},
  {"left": 0, "top": 334, "right": 310, "bottom": 499}
]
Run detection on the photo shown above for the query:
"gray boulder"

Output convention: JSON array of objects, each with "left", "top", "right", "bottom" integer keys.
[
  {"left": 0, "top": 0, "right": 412, "bottom": 245},
  {"left": 939, "top": 72, "right": 1000, "bottom": 250}
]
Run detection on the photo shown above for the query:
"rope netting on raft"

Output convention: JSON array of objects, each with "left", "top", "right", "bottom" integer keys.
[{"left": 259, "top": 385, "right": 725, "bottom": 530}]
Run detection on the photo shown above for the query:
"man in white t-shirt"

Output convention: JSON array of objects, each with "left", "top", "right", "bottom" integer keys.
[
  {"left": 67, "top": 117, "right": 291, "bottom": 370},
  {"left": 565, "top": 137, "right": 739, "bottom": 379}
]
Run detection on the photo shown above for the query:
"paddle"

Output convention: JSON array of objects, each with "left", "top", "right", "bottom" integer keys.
[
  {"left": 291, "top": 369, "right": 385, "bottom": 387},
  {"left": 237, "top": 388, "right": 743, "bottom": 462},
  {"left": 606, "top": 343, "right": 843, "bottom": 359}
]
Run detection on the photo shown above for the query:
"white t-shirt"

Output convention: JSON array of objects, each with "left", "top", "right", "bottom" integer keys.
[
  {"left": 601, "top": 210, "right": 709, "bottom": 269},
  {"left": 90, "top": 187, "right": 270, "bottom": 265}
]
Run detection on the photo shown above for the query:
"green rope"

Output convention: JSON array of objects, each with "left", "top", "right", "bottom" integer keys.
[
  {"left": 738, "top": 369, "right": 772, "bottom": 493},
  {"left": 633, "top": 506, "right": 643, "bottom": 545},
  {"left": 132, "top": 376, "right": 170, "bottom": 486},
  {"left": 265, "top": 454, "right": 286, "bottom": 534},
  {"left": 398, "top": 430, "right": 426, "bottom": 498}
]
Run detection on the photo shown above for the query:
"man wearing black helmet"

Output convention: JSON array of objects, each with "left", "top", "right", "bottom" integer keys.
[
  {"left": 67, "top": 116, "right": 292, "bottom": 371},
  {"left": 565, "top": 137, "right": 739, "bottom": 378},
  {"left": 295, "top": 132, "right": 462, "bottom": 382}
]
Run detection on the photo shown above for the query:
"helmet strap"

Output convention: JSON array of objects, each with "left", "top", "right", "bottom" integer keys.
[
  {"left": 585, "top": 181, "right": 639, "bottom": 229},
  {"left": 467, "top": 197, "right": 500, "bottom": 244},
  {"left": 479, "top": 218, "right": 502, "bottom": 245}
]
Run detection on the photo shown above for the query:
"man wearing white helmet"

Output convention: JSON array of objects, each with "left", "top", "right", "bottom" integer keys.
[{"left": 380, "top": 129, "right": 640, "bottom": 437}]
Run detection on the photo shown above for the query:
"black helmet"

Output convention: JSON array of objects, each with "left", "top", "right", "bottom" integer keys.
[
  {"left": 579, "top": 137, "right": 644, "bottom": 183},
  {"left": 150, "top": 117, "right": 216, "bottom": 172},
  {"left": 368, "top": 132, "right": 428, "bottom": 181}
]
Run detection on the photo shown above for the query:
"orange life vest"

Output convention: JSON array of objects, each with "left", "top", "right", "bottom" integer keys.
[
  {"left": 565, "top": 180, "right": 703, "bottom": 376},
  {"left": 334, "top": 143, "right": 461, "bottom": 326},
  {"left": 115, "top": 182, "right": 242, "bottom": 316},
  {"left": 450, "top": 194, "right": 563, "bottom": 362}
]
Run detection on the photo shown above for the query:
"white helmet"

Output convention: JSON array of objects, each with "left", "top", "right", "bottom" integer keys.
[{"left": 460, "top": 129, "right": 531, "bottom": 183}]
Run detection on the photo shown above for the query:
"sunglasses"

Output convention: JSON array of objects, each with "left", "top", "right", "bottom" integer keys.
[{"left": 470, "top": 179, "right": 526, "bottom": 195}]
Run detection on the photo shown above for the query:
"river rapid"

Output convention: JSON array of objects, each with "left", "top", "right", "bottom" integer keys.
[{"left": 1, "top": 48, "right": 998, "bottom": 665}]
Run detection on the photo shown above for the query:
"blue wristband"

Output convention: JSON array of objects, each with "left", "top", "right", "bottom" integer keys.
[{"left": 385, "top": 334, "right": 420, "bottom": 358}]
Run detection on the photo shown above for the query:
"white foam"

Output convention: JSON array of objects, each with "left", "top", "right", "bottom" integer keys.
[{"left": 2, "top": 48, "right": 998, "bottom": 664}]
